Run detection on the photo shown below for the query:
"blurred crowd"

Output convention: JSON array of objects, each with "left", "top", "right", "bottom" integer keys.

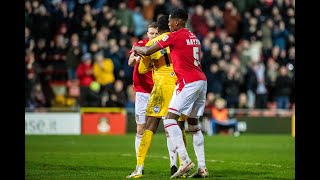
[{"left": 25, "top": 0, "right": 295, "bottom": 111}]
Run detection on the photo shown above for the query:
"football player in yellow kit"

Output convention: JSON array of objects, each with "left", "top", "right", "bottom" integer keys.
[{"left": 126, "top": 15, "right": 188, "bottom": 179}]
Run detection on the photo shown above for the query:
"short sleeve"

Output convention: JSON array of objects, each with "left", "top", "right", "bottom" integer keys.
[{"left": 156, "top": 33, "right": 174, "bottom": 49}]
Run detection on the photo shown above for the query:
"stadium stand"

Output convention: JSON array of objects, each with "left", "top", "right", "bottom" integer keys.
[{"left": 25, "top": 0, "right": 295, "bottom": 111}]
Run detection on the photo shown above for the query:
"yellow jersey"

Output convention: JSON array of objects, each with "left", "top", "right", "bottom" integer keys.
[
  {"left": 138, "top": 32, "right": 177, "bottom": 85},
  {"left": 137, "top": 32, "right": 179, "bottom": 118},
  {"left": 93, "top": 58, "right": 115, "bottom": 85}
]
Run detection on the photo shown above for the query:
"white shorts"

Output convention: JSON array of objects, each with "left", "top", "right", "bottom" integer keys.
[
  {"left": 135, "top": 92, "right": 151, "bottom": 124},
  {"left": 168, "top": 80, "right": 207, "bottom": 118}
]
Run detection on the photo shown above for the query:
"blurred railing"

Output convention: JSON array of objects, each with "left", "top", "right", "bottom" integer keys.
[
  {"left": 25, "top": 107, "right": 79, "bottom": 112},
  {"left": 25, "top": 107, "right": 294, "bottom": 134},
  {"left": 25, "top": 107, "right": 294, "bottom": 117},
  {"left": 224, "top": 108, "right": 293, "bottom": 118}
]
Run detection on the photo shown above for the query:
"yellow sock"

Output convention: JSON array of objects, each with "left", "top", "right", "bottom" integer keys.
[
  {"left": 178, "top": 129, "right": 187, "bottom": 165},
  {"left": 137, "top": 130, "right": 154, "bottom": 166}
]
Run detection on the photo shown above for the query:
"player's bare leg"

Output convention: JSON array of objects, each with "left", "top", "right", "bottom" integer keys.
[{"left": 164, "top": 112, "right": 195, "bottom": 179}]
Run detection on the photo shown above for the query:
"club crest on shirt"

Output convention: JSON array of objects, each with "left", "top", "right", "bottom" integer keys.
[
  {"left": 153, "top": 106, "right": 160, "bottom": 113},
  {"left": 160, "top": 48, "right": 167, "bottom": 55},
  {"left": 170, "top": 72, "right": 175, "bottom": 76},
  {"left": 162, "top": 35, "right": 169, "bottom": 41}
]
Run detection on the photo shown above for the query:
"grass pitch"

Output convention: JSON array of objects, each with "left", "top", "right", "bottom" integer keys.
[{"left": 26, "top": 133, "right": 294, "bottom": 179}]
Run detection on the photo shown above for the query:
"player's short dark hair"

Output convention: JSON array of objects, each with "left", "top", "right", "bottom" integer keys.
[
  {"left": 148, "top": 22, "right": 158, "bottom": 29},
  {"left": 157, "top": 15, "right": 170, "bottom": 32},
  {"left": 170, "top": 8, "right": 188, "bottom": 21}
]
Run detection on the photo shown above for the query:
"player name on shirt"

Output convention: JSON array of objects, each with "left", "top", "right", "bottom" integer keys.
[{"left": 186, "top": 39, "right": 200, "bottom": 45}]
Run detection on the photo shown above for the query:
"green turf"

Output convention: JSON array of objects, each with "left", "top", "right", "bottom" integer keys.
[{"left": 25, "top": 134, "right": 295, "bottom": 180}]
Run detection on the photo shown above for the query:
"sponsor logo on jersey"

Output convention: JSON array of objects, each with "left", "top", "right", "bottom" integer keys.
[{"left": 153, "top": 106, "right": 160, "bottom": 113}]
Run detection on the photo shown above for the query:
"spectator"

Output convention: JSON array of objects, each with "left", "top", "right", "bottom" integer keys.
[
  {"left": 25, "top": 62, "right": 31, "bottom": 108},
  {"left": 95, "top": 30, "right": 109, "bottom": 51},
  {"left": 190, "top": 5, "right": 208, "bottom": 42},
  {"left": 132, "top": 5, "right": 149, "bottom": 39},
  {"left": 25, "top": 51, "right": 37, "bottom": 108},
  {"left": 164, "top": 0, "right": 185, "bottom": 14},
  {"left": 245, "top": 61, "right": 258, "bottom": 109},
  {"left": 253, "top": 61, "right": 269, "bottom": 109},
  {"left": 261, "top": 18, "right": 274, "bottom": 57},
  {"left": 109, "top": 79, "right": 127, "bottom": 107},
  {"left": 272, "top": 21, "right": 289, "bottom": 51},
  {"left": 115, "top": 2, "right": 133, "bottom": 33},
  {"left": 206, "top": 63, "right": 223, "bottom": 96},
  {"left": 106, "top": 40, "right": 122, "bottom": 79},
  {"left": 266, "top": 57, "right": 279, "bottom": 102},
  {"left": 222, "top": 64, "right": 241, "bottom": 108},
  {"left": 24, "top": 0, "right": 295, "bottom": 109},
  {"left": 79, "top": 12, "right": 96, "bottom": 49},
  {"left": 125, "top": 84, "right": 135, "bottom": 109},
  {"left": 93, "top": 52, "right": 115, "bottom": 93},
  {"left": 47, "top": 34, "right": 68, "bottom": 80},
  {"left": 31, "top": 4, "right": 52, "bottom": 40},
  {"left": 76, "top": 53, "right": 94, "bottom": 106},
  {"left": 83, "top": 81, "right": 102, "bottom": 107},
  {"left": 210, "top": 6, "right": 224, "bottom": 29},
  {"left": 153, "top": 0, "right": 167, "bottom": 22},
  {"left": 287, "top": 46, "right": 295, "bottom": 72},
  {"left": 33, "top": 38, "right": 48, "bottom": 69},
  {"left": 274, "top": 66, "right": 293, "bottom": 109},
  {"left": 238, "top": 93, "right": 248, "bottom": 109},
  {"left": 66, "top": 33, "right": 82, "bottom": 80},
  {"left": 237, "top": 39, "right": 251, "bottom": 75},
  {"left": 30, "top": 82, "right": 47, "bottom": 108},
  {"left": 203, "top": 92, "right": 217, "bottom": 136},
  {"left": 141, "top": 0, "right": 155, "bottom": 22},
  {"left": 210, "top": 98, "right": 239, "bottom": 136},
  {"left": 223, "top": 1, "right": 241, "bottom": 43},
  {"left": 25, "top": 26, "right": 34, "bottom": 53}
]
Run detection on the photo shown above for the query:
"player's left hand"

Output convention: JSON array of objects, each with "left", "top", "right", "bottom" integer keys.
[
  {"left": 134, "top": 51, "right": 144, "bottom": 58},
  {"left": 134, "top": 55, "right": 141, "bottom": 62}
]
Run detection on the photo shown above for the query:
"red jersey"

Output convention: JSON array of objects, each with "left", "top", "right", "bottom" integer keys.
[
  {"left": 156, "top": 28, "right": 207, "bottom": 84},
  {"left": 129, "top": 39, "right": 154, "bottom": 93},
  {"left": 77, "top": 63, "right": 94, "bottom": 87},
  {"left": 76, "top": 63, "right": 94, "bottom": 87}
]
